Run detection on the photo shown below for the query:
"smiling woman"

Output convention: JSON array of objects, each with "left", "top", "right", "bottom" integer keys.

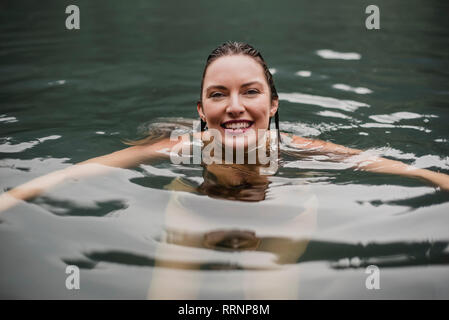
[
  {"left": 199, "top": 54, "right": 277, "bottom": 152},
  {"left": 198, "top": 42, "right": 280, "bottom": 150},
  {"left": 1, "top": 39, "right": 449, "bottom": 300},
  {"left": 1, "top": 41, "right": 449, "bottom": 212}
]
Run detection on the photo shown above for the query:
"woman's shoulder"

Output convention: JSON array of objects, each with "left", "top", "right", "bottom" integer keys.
[
  {"left": 281, "top": 132, "right": 315, "bottom": 146},
  {"left": 280, "top": 132, "right": 361, "bottom": 155}
]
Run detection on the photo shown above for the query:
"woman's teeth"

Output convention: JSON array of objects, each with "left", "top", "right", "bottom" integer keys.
[{"left": 224, "top": 122, "right": 252, "bottom": 129}]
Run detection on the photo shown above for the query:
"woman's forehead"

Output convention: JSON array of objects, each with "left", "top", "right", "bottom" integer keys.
[{"left": 204, "top": 55, "right": 266, "bottom": 86}]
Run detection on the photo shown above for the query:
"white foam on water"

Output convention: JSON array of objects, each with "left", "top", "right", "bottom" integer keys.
[
  {"left": 295, "top": 70, "right": 311, "bottom": 77},
  {"left": 369, "top": 112, "right": 424, "bottom": 124},
  {"left": 316, "top": 49, "right": 361, "bottom": 60},
  {"left": 317, "top": 110, "right": 352, "bottom": 120},
  {"left": 332, "top": 83, "right": 372, "bottom": 94},
  {"left": 0, "top": 114, "right": 18, "bottom": 123},
  {"left": 0, "top": 135, "right": 61, "bottom": 153},
  {"left": 48, "top": 80, "right": 66, "bottom": 86},
  {"left": 279, "top": 92, "right": 369, "bottom": 112}
]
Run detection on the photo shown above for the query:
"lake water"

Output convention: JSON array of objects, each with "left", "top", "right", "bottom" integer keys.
[{"left": 1, "top": 0, "right": 449, "bottom": 299}]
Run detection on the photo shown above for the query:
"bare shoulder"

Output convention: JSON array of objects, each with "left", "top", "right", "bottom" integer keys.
[
  {"left": 79, "top": 134, "right": 190, "bottom": 168},
  {"left": 281, "top": 132, "right": 361, "bottom": 155},
  {"left": 281, "top": 132, "right": 324, "bottom": 147},
  {"left": 138, "top": 133, "right": 191, "bottom": 155}
]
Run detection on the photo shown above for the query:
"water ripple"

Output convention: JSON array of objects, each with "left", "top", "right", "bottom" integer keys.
[
  {"left": 316, "top": 49, "right": 361, "bottom": 60},
  {"left": 332, "top": 83, "right": 372, "bottom": 94},
  {"left": 0, "top": 135, "right": 61, "bottom": 153},
  {"left": 0, "top": 114, "right": 18, "bottom": 123},
  {"left": 369, "top": 112, "right": 437, "bottom": 124},
  {"left": 295, "top": 70, "right": 311, "bottom": 77},
  {"left": 279, "top": 92, "right": 369, "bottom": 112}
]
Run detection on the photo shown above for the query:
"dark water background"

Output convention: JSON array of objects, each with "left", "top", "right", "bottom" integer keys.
[{"left": 1, "top": 0, "right": 448, "bottom": 299}]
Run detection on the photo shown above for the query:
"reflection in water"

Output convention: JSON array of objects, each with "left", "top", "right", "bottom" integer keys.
[
  {"left": 39, "top": 129, "right": 446, "bottom": 298},
  {"left": 32, "top": 197, "right": 128, "bottom": 217},
  {"left": 279, "top": 92, "right": 369, "bottom": 112},
  {"left": 203, "top": 230, "right": 261, "bottom": 251},
  {"left": 361, "top": 190, "right": 449, "bottom": 211},
  {"left": 146, "top": 161, "right": 317, "bottom": 299},
  {"left": 63, "top": 238, "right": 449, "bottom": 299},
  {"left": 68, "top": 239, "right": 449, "bottom": 271},
  {"left": 5, "top": 126, "right": 444, "bottom": 298},
  {"left": 158, "top": 228, "right": 311, "bottom": 267},
  {"left": 316, "top": 49, "right": 361, "bottom": 60},
  {"left": 332, "top": 83, "right": 373, "bottom": 95},
  {"left": 304, "top": 240, "right": 449, "bottom": 269},
  {"left": 198, "top": 164, "right": 271, "bottom": 202},
  {"left": 0, "top": 135, "right": 61, "bottom": 153}
]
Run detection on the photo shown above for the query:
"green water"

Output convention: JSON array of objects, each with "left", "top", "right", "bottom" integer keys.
[{"left": 1, "top": 0, "right": 449, "bottom": 299}]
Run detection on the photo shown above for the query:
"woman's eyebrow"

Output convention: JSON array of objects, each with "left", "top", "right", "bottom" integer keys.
[
  {"left": 241, "top": 81, "right": 263, "bottom": 87},
  {"left": 206, "top": 85, "right": 227, "bottom": 92},
  {"left": 206, "top": 81, "right": 263, "bottom": 92}
]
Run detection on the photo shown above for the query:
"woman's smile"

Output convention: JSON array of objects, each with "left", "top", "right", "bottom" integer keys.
[{"left": 221, "top": 119, "right": 254, "bottom": 135}]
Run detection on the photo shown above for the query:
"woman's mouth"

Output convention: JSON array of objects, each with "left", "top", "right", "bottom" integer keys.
[{"left": 221, "top": 120, "right": 254, "bottom": 134}]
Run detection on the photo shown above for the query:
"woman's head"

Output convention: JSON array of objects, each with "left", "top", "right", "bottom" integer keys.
[{"left": 197, "top": 42, "right": 279, "bottom": 149}]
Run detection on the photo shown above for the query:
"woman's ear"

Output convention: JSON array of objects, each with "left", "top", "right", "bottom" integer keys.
[
  {"left": 269, "top": 98, "right": 279, "bottom": 117},
  {"left": 197, "top": 101, "right": 206, "bottom": 120}
]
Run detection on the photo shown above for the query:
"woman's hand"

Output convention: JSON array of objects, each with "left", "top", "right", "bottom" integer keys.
[
  {"left": 352, "top": 156, "right": 449, "bottom": 192},
  {"left": 414, "top": 168, "right": 449, "bottom": 192}
]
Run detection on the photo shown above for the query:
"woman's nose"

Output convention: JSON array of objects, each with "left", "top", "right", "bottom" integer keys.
[{"left": 226, "top": 94, "right": 245, "bottom": 116}]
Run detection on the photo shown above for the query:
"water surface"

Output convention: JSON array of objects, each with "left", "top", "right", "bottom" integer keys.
[{"left": 1, "top": 0, "right": 449, "bottom": 299}]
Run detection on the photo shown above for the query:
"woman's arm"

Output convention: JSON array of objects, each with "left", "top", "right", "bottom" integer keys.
[
  {"left": 285, "top": 134, "right": 361, "bottom": 157},
  {"left": 287, "top": 134, "right": 449, "bottom": 191},
  {"left": 351, "top": 156, "right": 449, "bottom": 192},
  {"left": 0, "top": 137, "right": 181, "bottom": 212},
  {"left": 79, "top": 136, "right": 181, "bottom": 168}
]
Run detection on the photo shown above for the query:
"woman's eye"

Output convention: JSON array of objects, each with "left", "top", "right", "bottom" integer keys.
[
  {"left": 245, "top": 89, "right": 259, "bottom": 95},
  {"left": 210, "top": 92, "right": 224, "bottom": 98}
]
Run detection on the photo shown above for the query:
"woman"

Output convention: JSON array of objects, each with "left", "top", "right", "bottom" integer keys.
[
  {"left": 1, "top": 41, "right": 448, "bottom": 299},
  {"left": 1, "top": 41, "right": 448, "bottom": 209}
]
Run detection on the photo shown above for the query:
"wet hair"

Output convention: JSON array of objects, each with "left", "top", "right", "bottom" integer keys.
[{"left": 198, "top": 41, "right": 280, "bottom": 137}]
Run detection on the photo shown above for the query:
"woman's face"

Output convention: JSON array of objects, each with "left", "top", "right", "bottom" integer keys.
[{"left": 198, "top": 54, "right": 278, "bottom": 150}]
